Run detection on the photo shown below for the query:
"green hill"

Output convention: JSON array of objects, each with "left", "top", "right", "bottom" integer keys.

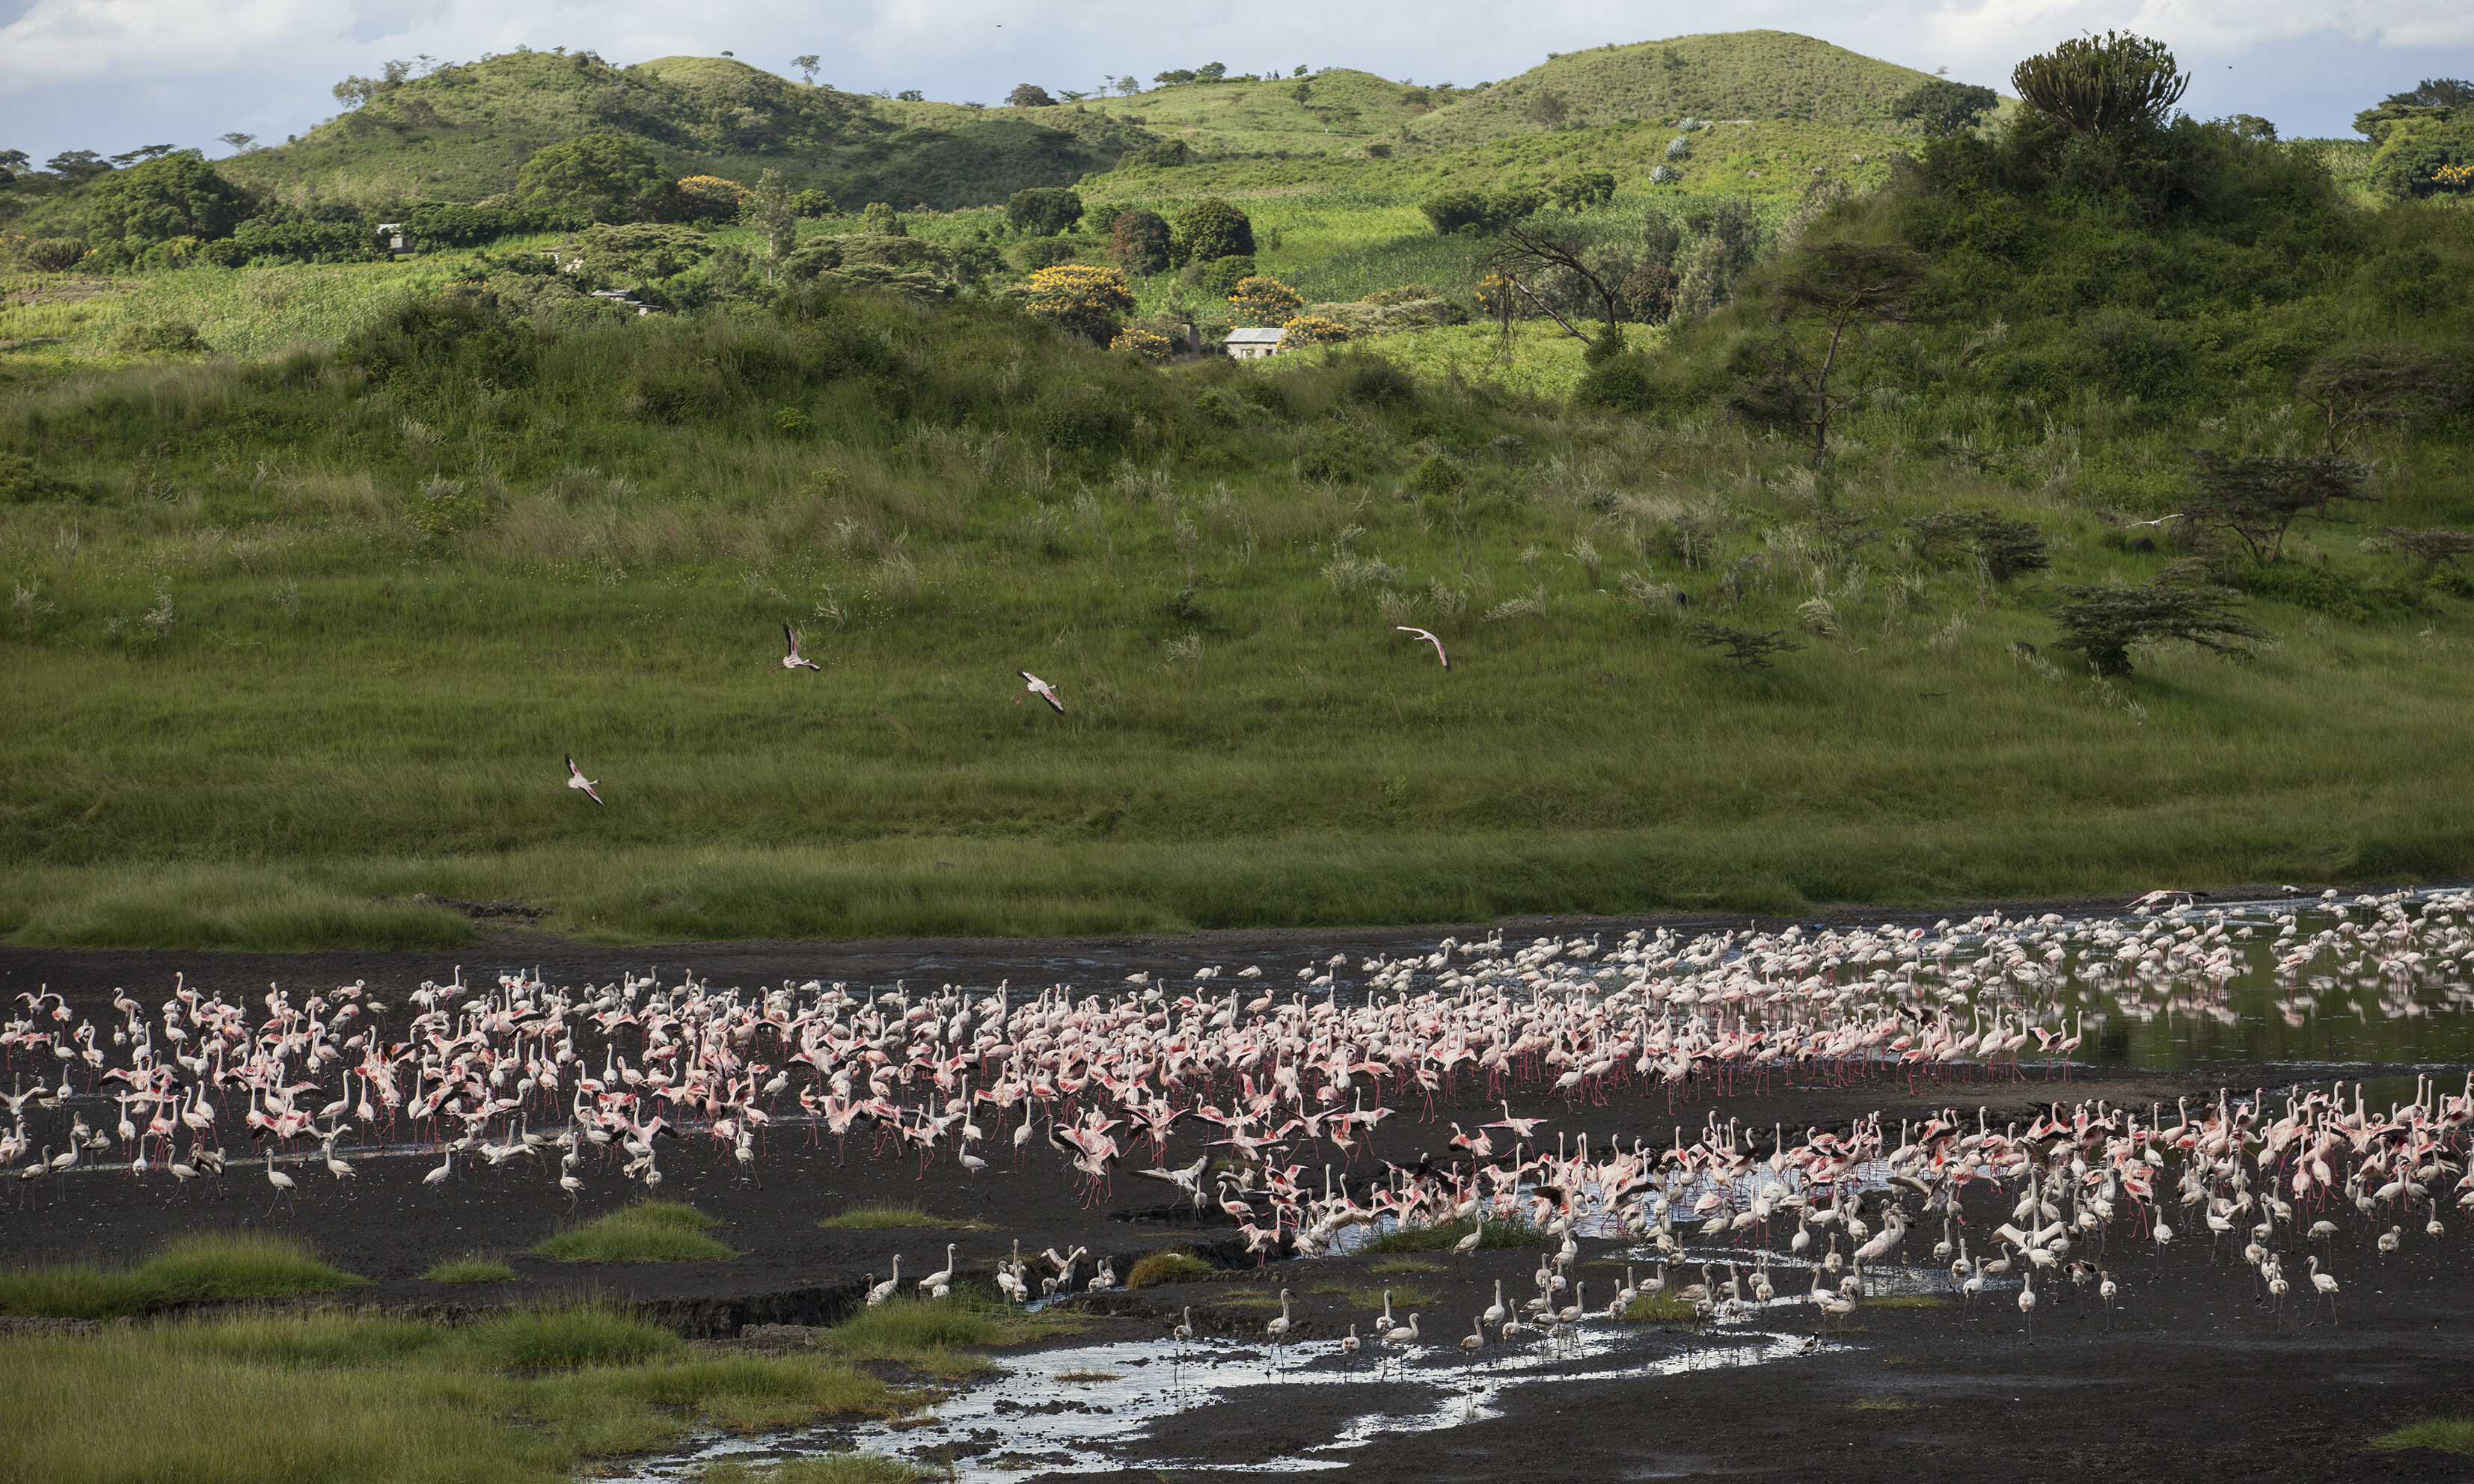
[
  {"left": 1078, "top": 69, "right": 1449, "bottom": 158},
  {"left": 1409, "top": 31, "right": 1950, "bottom": 147},
  {"left": 215, "top": 49, "right": 1155, "bottom": 210}
]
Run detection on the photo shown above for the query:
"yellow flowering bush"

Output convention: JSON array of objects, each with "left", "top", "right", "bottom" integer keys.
[
  {"left": 673, "top": 175, "right": 750, "bottom": 222},
  {"left": 1228, "top": 275, "right": 1303, "bottom": 327},
  {"left": 1021, "top": 264, "right": 1137, "bottom": 343},
  {"left": 1279, "top": 314, "right": 1354, "bottom": 347},
  {"left": 1110, "top": 325, "right": 1181, "bottom": 360}
]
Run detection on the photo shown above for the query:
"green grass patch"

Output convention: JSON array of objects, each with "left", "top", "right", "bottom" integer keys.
[
  {"left": 1127, "top": 1252, "right": 1214, "bottom": 1287},
  {"left": 423, "top": 1254, "right": 518, "bottom": 1284},
  {"left": 814, "top": 1202, "right": 993, "bottom": 1232},
  {"left": 0, "top": 1232, "right": 367, "bottom": 1319},
  {"left": 0, "top": 1307, "right": 914, "bottom": 1484},
  {"left": 465, "top": 1306, "right": 682, "bottom": 1369},
  {"left": 1314, "top": 1282, "right": 1435, "bottom": 1308},
  {"left": 1863, "top": 1295, "right": 1950, "bottom": 1310},
  {"left": 818, "top": 1293, "right": 1074, "bottom": 1367},
  {"left": 1625, "top": 1291, "right": 1700, "bottom": 1322},
  {"left": 1368, "top": 1257, "right": 1445, "bottom": 1275},
  {"left": 818, "top": 1202, "right": 941, "bottom": 1230},
  {"left": 1849, "top": 1396, "right": 1924, "bottom": 1411},
  {"left": 1357, "top": 1216, "right": 1546, "bottom": 1254},
  {"left": 2373, "top": 1419, "right": 2474, "bottom": 1456},
  {"left": 535, "top": 1202, "right": 734, "bottom": 1264}
]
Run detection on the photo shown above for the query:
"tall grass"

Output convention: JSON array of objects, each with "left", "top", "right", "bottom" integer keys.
[
  {"left": 535, "top": 1202, "right": 735, "bottom": 1263},
  {"left": 0, "top": 1308, "right": 912, "bottom": 1484},
  {"left": 5, "top": 184, "right": 2474, "bottom": 949},
  {"left": 820, "top": 1293, "right": 1075, "bottom": 1364},
  {"left": 0, "top": 1233, "right": 367, "bottom": 1318}
]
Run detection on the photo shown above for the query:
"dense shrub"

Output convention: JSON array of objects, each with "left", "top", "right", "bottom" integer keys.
[{"left": 1170, "top": 198, "right": 1253, "bottom": 266}]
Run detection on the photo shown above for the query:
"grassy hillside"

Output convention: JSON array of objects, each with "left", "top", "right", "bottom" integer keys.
[
  {"left": 6, "top": 111, "right": 2474, "bottom": 945},
  {"left": 1078, "top": 70, "right": 1446, "bottom": 158},
  {"left": 1409, "top": 31, "right": 1950, "bottom": 147},
  {"left": 209, "top": 49, "right": 1153, "bottom": 212}
]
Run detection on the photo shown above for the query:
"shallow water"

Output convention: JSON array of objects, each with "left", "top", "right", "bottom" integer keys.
[{"left": 600, "top": 1266, "right": 1873, "bottom": 1483}]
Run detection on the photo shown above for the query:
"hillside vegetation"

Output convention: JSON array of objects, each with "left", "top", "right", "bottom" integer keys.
[
  {"left": 207, "top": 50, "right": 1149, "bottom": 212},
  {"left": 1409, "top": 32, "right": 1948, "bottom": 146},
  {"left": 1, "top": 35, "right": 2471, "bottom": 947}
]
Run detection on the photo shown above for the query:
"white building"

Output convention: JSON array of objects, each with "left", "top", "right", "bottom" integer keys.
[{"left": 1224, "top": 327, "right": 1285, "bottom": 359}]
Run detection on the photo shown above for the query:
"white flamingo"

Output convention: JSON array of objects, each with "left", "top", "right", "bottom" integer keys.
[
  {"left": 565, "top": 754, "right": 604, "bottom": 808},
  {"left": 781, "top": 625, "right": 821, "bottom": 672},
  {"left": 1393, "top": 626, "right": 1449, "bottom": 669},
  {"left": 1018, "top": 670, "right": 1065, "bottom": 714}
]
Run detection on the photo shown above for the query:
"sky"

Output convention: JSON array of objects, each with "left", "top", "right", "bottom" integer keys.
[{"left": 2, "top": 0, "right": 2470, "bottom": 167}]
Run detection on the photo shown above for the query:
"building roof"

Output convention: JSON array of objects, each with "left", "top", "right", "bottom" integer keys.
[{"left": 1225, "top": 328, "right": 1285, "bottom": 344}]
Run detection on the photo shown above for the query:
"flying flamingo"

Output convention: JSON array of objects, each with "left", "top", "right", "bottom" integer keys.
[
  {"left": 1393, "top": 626, "right": 1449, "bottom": 669},
  {"left": 1018, "top": 671, "right": 1065, "bottom": 714},
  {"left": 780, "top": 625, "right": 821, "bottom": 672},
  {"left": 565, "top": 755, "right": 604, "bottom": 808}
]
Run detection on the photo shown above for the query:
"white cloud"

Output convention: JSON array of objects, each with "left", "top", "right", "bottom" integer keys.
[{"left": 2, "top": 0, "right": 2467, "bottom": 164}]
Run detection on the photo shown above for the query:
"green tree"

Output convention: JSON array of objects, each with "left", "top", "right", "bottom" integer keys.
[
  {"left": 1020, "top": 263, "right": 1136, "bottom": 343},
  {"left": 1420, "top": 188, "right": 1541, "bottom": 236},
  {"left": 859, "top": 202, "right": 905, "bottom": 235},
  {"left": 517, "top": 134, "right": 670, "bottom": 223},
  {"left": 747, "top": 169, "right": 796, "bottom": 264},
  {"left": 1007, "top": 84, "right": 1056, "bottom": 108},
  {"left": 787, "top": 188, "right": 837, "bottom": 218},
  {"left": 2354, "top": 79, "right": 2474, "bottom": 141},
  {"left": 2048, "top": 574, "right": 2268, "bottom": 676},
  {"left": 1892, "top": 79, "right": 2000, "bottom": 137},
  {"left": 2296, "top": 345, "right": 2464, "bottom": 453},
  {"left": 673, "top": 174, "right": 748, "bottom": 222},
  {"left": 2184, "top": 450, "right": 2374, "bottom": 563},
  {"left": 1006, "top": 187, "right": 1083, "bottom": 236},
  {"left": 84, "top": 152, "right": 248, "bottom": 260},
  {"left": 793, "top": 55, "right": 821, "bottom": 85},
  {"left": 1549, "top": 171, "right": 1616, "bottom": 210},
  {"left": 1106, "top": 208, "right": 1172, "bottom": 274},
  {"left": 576, "top": 223, "right": 712, "bottom": 281},
  {"left": 47, "top": 150, "right": 111, "bottom": 182},
  {"left": 1726, "top": 242, "right": 1929, "bottom": 464},
  {"left": 2010, "top": 32, "right": 2188, "bottom": 137},
  {"left": 1170, "top": 198, "right": 1253, "bottom": 266}
]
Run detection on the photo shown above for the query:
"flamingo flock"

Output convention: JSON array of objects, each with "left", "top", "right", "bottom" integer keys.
[{"left": 3, "top": 889, "right": 2472, "bottom": 1348}]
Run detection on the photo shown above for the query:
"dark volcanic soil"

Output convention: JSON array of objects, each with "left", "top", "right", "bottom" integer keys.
[{"left": 5, "top": 924, "right": 2473, "bottom": 1482}]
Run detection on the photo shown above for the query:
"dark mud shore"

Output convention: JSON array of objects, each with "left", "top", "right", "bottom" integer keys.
[{"left": 6, "top": 909, "right": 2473, "bottom": 1482}]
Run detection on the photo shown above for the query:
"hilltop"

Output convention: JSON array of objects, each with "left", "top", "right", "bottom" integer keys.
[
  {"left": 1407, "top": 31, "right": 1953, "bottom": 147},
  {"left": 215, "top": 49, "right": 1155, "bottom": 210}
]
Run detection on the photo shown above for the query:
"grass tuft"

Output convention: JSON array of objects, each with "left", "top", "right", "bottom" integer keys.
[
  {"left": 464, "top": 1305, "right": 682, "bottom": 1369},
  {"left": 2373, "top": 1419, "right": 2474, "bottom": 1455},
  {"left": 820, "top": 1293, "right": 1077, "bottom": 1366},
  {"left": 818, "top": 1202, "right": 940, "bottom": 1230},
  {"left": 0, "top": 1232, "right": 365, "bottom": 1318},
  {"left": 1127, "top": 1252, "right": 1214, "bottom": 1287},
  {"left": 423, "top": 1254, "right": 517, "bottom": 1284},
  {"left": 1314, "top": 1282, "right": 1435, "bottom": 1309},
  {"left": 535, "top": 1201, "right": 734, "bottom": 1263},
  {"left": 1357, "top": 1215, "right": 1546, "bottom": 1254},
  {"left": 1368, "top": 1257, "right": 1445, "bottom": 1275}
]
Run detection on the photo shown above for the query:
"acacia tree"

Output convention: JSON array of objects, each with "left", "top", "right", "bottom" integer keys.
[
  {"left": 2295, "top": 345, "right": 2463, "bottom": 453},
  {"left": 2184, "top": 450, "right": 2374, "bottom": 563},
  {"left": 1727, "top": 242, "right": 1929, "bottom": 466},
  {"left": 2049, "top": 574, "right": 2268, "bottom": 676},
  {"left": 1479, "top": 220, "right": 1626, "bottom": 346}
]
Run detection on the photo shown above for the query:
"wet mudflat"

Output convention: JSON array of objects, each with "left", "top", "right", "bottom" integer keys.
[{"left": 7, "top": 893, "right": 2474, "bottom": 1481}]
